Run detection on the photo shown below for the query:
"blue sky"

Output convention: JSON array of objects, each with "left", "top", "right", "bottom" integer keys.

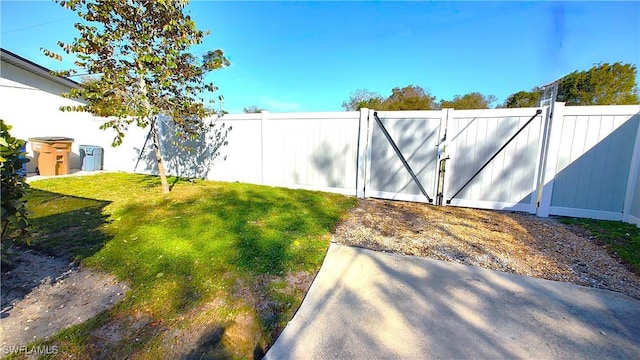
[{"left": 1, "top": 1, "right": 639, "bottom": 112}]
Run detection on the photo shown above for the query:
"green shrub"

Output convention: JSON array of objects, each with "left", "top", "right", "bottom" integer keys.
[{"left": 1, "top": 120, "right": 30, "bottom": 252}]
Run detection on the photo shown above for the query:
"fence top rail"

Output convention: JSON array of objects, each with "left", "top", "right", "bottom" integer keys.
[
  {"left": 217, "top": 114, "right": 261, "bottom": 121},
  {"left": 269, "top": 111, "right": 360, "bottom": 120},
  {"left": 452, "top": 107, "right": 542, "bottom": 118},
  {"left": 374, "top": 110, "right": 445, "bottom": 118},
  {"left": 267, "top": 111, "right": 360, "bottom": 120},
  {"left": 218, "top": 111, "right": 361, "bottom": 121},
  {"left": 560, "top": 104, "right": 640, "bottom": 116},
  {"left": 214, "top": 104, "right": 639, "bottom": 121}
]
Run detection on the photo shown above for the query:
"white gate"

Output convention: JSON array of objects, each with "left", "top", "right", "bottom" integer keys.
[
  {"left": 443, "top": 108, "right": 545, "bottom": 213},
  {"left": 363, "top": 109, "right": 446, "bottom": 203},
  {"left": 363, "top": 107, "right": 546, "bottom": 213}
]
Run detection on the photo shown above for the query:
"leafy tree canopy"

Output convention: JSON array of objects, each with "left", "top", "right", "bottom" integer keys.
[
  {"left": 504, "top": 62, "right": 639, "bottom": 107},
  {"left": 440, "top": 92, "right": 497, "bottom": 109},
  {"left": 557, "top": 62, "right": 639, "bottom": 105},
  {"left": 243, "top": 106, "right": 266, "bottom": 113},
  {"left": 45, "top": 0, "right": 230, "bottom": 194},
  {"left": 342, "top": 86, "right": 436, "bottom": 111},
  {"left": 384, "top": 85, "right": 437, "bottom": 110},
  {"left": 341, "top": 89, "right": 384, "bottom": 111},
  {"left": 502, "top": 89, "right": 541, "bottom": 108}
]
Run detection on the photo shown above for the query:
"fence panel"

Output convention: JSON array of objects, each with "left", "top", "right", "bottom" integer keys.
[
  {"left": 262, "top": 112, "right": 361, "bottom": 194},
  {"left": 205, "top": 114, "right": 263, "bottom": 183},
  {"left": 443, "top": 108, "right": 543, "bottom": 212},
  {"left": 626, "top": 162, "right": 640, "bottom": 225},
  {"left": 544, "top": 105, "right": 640, "bottom": 220}
]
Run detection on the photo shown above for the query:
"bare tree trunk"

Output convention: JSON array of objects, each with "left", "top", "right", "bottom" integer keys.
[
  {"left": 151, "top": 119, "right": 170, "bottom": 194},
  {"left": 137, "top": 71, "right": 170, "bottom": 195}
]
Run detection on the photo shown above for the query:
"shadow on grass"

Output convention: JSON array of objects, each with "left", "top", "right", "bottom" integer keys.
[
  {"left": 26, "top": 188, "right": 112, "bottom": 260},
  {"left": 109, "top": 184, "right": 350, "bottom": 358},
  {"left": 1, "top": 188, "right": 112, "bottom": 316},
  {"left": 131, "top": 173, "right": 187, "bottom": 192},
  {"left": 132, "top": 173, "right": 171, "bottom": 189},
  {"left": 182, "top": 326, "right": 231, "bottom": 360},
  {"left": 209, "top": 187, "right": 342, "bottom": 275}
]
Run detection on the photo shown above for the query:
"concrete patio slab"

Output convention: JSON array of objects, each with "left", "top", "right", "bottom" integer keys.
[
  {"left": 265, "top": 243, "right": 640, "bottom": 359},
  {"left": 26, "top": 169, "right": 112, "bottom": 183}
]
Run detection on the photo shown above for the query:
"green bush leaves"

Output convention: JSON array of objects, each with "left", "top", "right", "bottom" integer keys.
[{"left": 1, "top": 120, "right": 30, "bottom": 247}]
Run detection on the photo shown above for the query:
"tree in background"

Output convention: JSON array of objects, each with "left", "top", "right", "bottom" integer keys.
[
  {"left": 343, "top": 86, "right": 500, "bottom": 111},
  {"left": 343, "top": 85, "right": 437, "bottom": 111},
  {"left": 243, "top": 106, "right": 265, "bottom": 113},
  {"left": 504, "top": 62, "right": 639, "bottom": 108},
  {"left": 502, "top": 89, "right": 541, "bottom": 108},
  {"left": 341, "top": 89, "right": 384, "bottom": 111},
  {"left": 383, "top": 85, "right": 437, "bottom": 110},
  {"left": 440, "top": 92, "right": 497, "bottom": 109},
  {"left": 557, "top": 62, "right": 639, "bottom": 105},
  {"left": 44, "top": 0, "right": 229, "bottom": 194}
]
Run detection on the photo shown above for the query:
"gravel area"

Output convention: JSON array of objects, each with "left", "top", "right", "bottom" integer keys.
[{"left": 334, "top": 199, "right": 640, "bottom": 300}]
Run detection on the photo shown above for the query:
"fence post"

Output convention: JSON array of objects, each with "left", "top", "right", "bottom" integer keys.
[
  {"left": 537, "top": 102, "right": 565, "bottom": 217},
  {"left": 356, "top": 108, "right": 369, "bottom": 198},
  {"left": 623, "top": 110, "right": 640, "bottom": 224},
  {"left": 260, "top": 110, "right": 269, "bottom": 185},
  {"left": 532, "top": 105, "right": 550, "bottom": 214},
  {"left": 363, "top": 109, "right": 375, "bottom": 199},
  {"left": 435, "top": 108, "right": 450, "bottom": 205}
]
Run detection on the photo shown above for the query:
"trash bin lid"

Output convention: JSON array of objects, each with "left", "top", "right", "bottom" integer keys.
[{"left": 29, "top": 137, "right": 74, "bottom": 142}]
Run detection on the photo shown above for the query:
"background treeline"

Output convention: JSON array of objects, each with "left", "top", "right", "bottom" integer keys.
[{"left": 341, "top": 62, "right": 639, "bottom": 111}]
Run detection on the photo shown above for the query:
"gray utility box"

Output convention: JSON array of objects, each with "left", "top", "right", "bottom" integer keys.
[{"left": 79, "top": 145, "right": 103, "bottom": 171}]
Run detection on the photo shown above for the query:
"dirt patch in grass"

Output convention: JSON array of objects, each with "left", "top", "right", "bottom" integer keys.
[
  {"left": 559, "top": 217, "right": 640, "bottom": 274},
  {"left": 228, "top": 271, "right": 315, "bottom": 357},
  {"left": 334, "top": 198, "right": 640, "bottom": 300},
  {"left": 1, "top": 247, "right": 127, "bottom": 350}
]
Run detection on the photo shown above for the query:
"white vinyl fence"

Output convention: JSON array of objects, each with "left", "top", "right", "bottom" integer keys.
[
  {"left": 538, "top": 104, "right": 640, "bottom": 223},
  {"left": 182, "top": 104, "right": 639, "bottom": 227},
  {"left": 5, "top": 48, "right": 635, "bottom": 225},
  {"left": 187, "top": 111, "right": 364, "bottom": 195},
  {"left": 9, "top": 96, "right": 637, "bottom": 226}
]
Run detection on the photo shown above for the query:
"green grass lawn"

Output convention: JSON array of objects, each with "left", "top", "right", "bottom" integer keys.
[
  {"left": 14, "top": 173, "right": 356, "bottom": 359},
  {"left": 559, "top": 217, "right": 640, "bottom": 274}
]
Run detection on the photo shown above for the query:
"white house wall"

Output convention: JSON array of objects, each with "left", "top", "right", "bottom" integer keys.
[{"left": 0, "top": 61, "right": 147, "bottom": 173}]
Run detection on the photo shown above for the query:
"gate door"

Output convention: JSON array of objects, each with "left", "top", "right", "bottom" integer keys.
[
  {"left": 443, "top": 108, "right": 544, "bottom": 213},
  {"left": 365, "top": 110, "right": 445, "bottom": 203}
]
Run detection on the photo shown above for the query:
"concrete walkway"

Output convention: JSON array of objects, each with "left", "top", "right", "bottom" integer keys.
[
  {"left": 265, "top": 243, "right": 640, "bottom": 359},
  {"left": 25, "top": 169, "right": 112, "bottom": 183}
]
